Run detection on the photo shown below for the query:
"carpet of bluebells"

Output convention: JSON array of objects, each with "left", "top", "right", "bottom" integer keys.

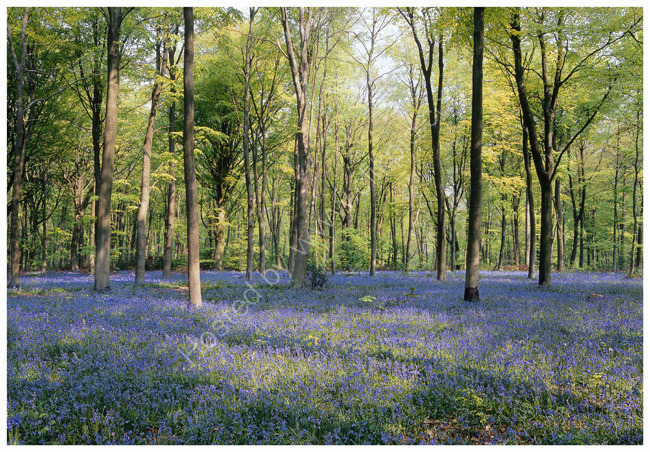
[{"left": 6, "top": 269, "right": 642, "bottom": 444}]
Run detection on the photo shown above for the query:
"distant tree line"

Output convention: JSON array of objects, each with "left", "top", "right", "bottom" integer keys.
[{"left": 7, "top": 7, "right": 643, "bottom": 300}]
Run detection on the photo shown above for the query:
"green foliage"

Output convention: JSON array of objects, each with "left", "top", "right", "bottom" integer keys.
[
  {"left": 339, "top": 228, "right": 370, "bottom": 272},
  {"left": 5, "top": 7, "right": 643, "bottom": 275},
  {"left": 306, "top": 261, "right": 330, "bottom": 291}
]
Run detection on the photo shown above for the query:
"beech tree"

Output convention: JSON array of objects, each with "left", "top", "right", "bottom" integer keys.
[
  {"left": 464, "top": 7, "right": 484, "bottom": 302},
  {"left": 183, "top": 6, "right": 202, "bottom": 308},
  {"left": 509, "top": 7, "right": 631, "bottom": 286},
  {"left": 162, "top": 20, "right": 182, "bottom": 279},
  {"left": 135, "top": 18, "right": 169, "bottom": 284},
  {"left": 398, "top": 7, "right": 447, "bottom": 280},
  {"left": 280, "top": 7, "right": 321, "bottom": 285},
  {"left": 94, "top": 7, "right": 133, "bottom": 291},
  {"left": 7, "top": 8, "right": 31, "bottom": 288},
  {"left": 242, "top": 8, "right": 257, "bottom": 281}
]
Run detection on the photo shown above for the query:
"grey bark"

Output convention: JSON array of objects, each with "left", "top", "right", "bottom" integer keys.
[
  {"left": 243, "top": 8, "right": 257, "bottom": 281},
  {"left": 183, "top": 7, "right": 202, "bottom": 307},
  {"left": 281, "top": 7, "right": 317, "bottom": 285},
  {"left": 8, "top": 8, "right": 30, "bottom": 288},
  {"left": 136, "top": 25, "right": 168, "bottom": 284},
  {"left": 464, "top": 7, "right": 484, "bottom": 302},
  {"left": 95, "top": 7, "right": 126, "bottom": 291}
]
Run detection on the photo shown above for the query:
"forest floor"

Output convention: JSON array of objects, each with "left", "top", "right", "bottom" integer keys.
[{"left": 6, "top": 269, "right": 643, "bottom": 444}]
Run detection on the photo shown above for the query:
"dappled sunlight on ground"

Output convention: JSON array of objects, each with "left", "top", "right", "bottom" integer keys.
[{"left": 6, "top": 270, "right": 642, "bottom": 444}]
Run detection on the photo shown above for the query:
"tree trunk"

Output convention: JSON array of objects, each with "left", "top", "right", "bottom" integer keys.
[
  {"left": 400, "top": 8, "right": 446, "bottom": 280},
  {"left": 555, "top": 177, "right": 565, "bottom": 271},
  {"left": 512, "top": 193, "right": 521, "bottom": 267},
  {"left": 406, "top": 98, "right": 417, "bottom": 272},
  {"left": 628, "top": 111, "right": 641, "bottom": 277},
  {"left": 281, "top": 7, "right": 316, "bottom": 285},
  {"left": 183, "top": 7, "right": 202, "bottom": 307},
  {"left": 368, "top": 74, "right": 377, "bottom": 276},
  {"left": 162, "top": 34, "right": 179, "bottom": 279},
  {"left": 636, "top": 218, "right": 642, "bottom": 269},
  {"left": 510, "top": 13, "right": 553, "bottom": 286},
  {"left": 287, "top": 168, "right": 298, "bottom": 274},
  {"left": 538, "top": 180, "right": 554, "bottom": 286},
  {"left": 136, "top": 26, "right": 167, "bottom": 284},
  {"left": 389, "top": 183, "right": 398, "bottom": 268},
  {"left": 450, "top": 210, "right": 457, "bottom": 271},
  {"left": 243, "top": 8, "right": 256, "bottom": 281},
  {"left": 612, "top": 152, "right": 619, "bottom": 271},
  {"left": 71, "top": 188, "right": 87, "bottom": 272},
  {"left": 525, "top": 193, "right": 530, "bottom": 268},
  {"left": 364, "top": 21, "right": 379, "bottom": 276},
  {"left": 497, "top": 197, "right": 507, "bottom": 271},
  {"left": 94, "top": 7, "right": 124, "bottom": 291},
  {"left": 255, "top": 133, "right": 268, "bottom": 276},
  {"left": 432, "top": 39, "right": 446, "bottom": 280},
  {"left": 330, "top": 116, "right": 338, "bottom": 273},
  {"left": 319, "top": 100, "right": 328, "bottom": 269},
  {"left": 464, "top": 7, "right": 484, "bottom": 302},
  {"left": 619, "top": 186, "right": 626, "bottom": 270},
  {"left": 8, "top": 8, "right": 30, "bottom": 288},
  {"left": 212, "top": 205, "right": 226, "bottom": 270},
  {"left": 41, "top": 172, "right": 48, "bottom": 271},
  {"left": 163, "top": 105, "right": 176, "bottom": 277},
  {"left": 90, "top": 46, "right": 104, "bottom": 274}
]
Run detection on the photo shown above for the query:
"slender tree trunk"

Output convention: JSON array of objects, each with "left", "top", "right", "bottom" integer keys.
[
  {"left": 71, "top": 191, "right": 87, "bottom": 272},
  {"left": 71, "top": 214, "right": 82, "bottom": 272},
  {"left": 136, "top": 27, "right": 167, "bottom": 284},
  {"left": 590, "top": 207, "right": 597, "bottom": 266},
  {"left": 401, "top": 8, "right": 446, "bottom": 280},
  {"left": 555, "top": 177, "right": 565, "bottom": 271},
  {"left": 330, "top": 117, "right": 338, "bottom": 273},
  {"left": 569, "top": 152, "right": 586, "bottom": 267},
  {"left": 281, "top": 7, "right": 316, "bottom": 285},
  {"left": 90, "top": 51, "right": 104, "bottom": 274},
  {"left": 256, "top": 133, "right": 267, "bottom": 276},
  {"left": 538, "top": 181, "right": 554, "bottom": 285},
  {"left": 636, "top": 218, "right": 642, "bottom": 269},
  {"left": 620, "top": 186, "right": 626, "bottom": 269},
  {"left": 163, "top": 103, "right": 176, "bottom": 278},
  {"left": 406, "top": 103, "right": 417, "bottom": 272},
  {"left": 22, "top": 200, "right": 29, "bottom": 271},
  {"left": 612, "top": 155, "right": 619, "bottom": 271},
  {"left": 287, "top": 167, "right": 298, "bottom": 274},
  {"left": 41, "top": 172, "right": 47, "bottom": 271},
  {"left": 512, "top": 193, "right": 521, "bottom": 267},
  {"left": 319, "top": 101, "right": 328, "bottom": 268},
  {"left": 432, "top": 40, "right": 446, "bottom": 280},
  {"left": 628, "top": 111, "right": 641, "bottom": 277},
  {"left": 243, "top": 8, "right": 256, "bottom": 281},
  {"left": 579, "top": 216, "right": 585, "bottom": 268},
  {"left": 400, "top": 211, "right": 405, "bottom": 265},
  {"left": 162, "top": 37, "right": 179, "bottom": 278},
  {"left": 95, "top": 7, "right": 124, "bottom": 291},
  {"left": 212, "top": 204, "right": 226, "bottom": 270},
  {"left": 183, "top": 7, "right": 202, "bottom": 307},
  {"left": 449, "top": 211, "right": 456, "bottom": 271},
  {"left": 520, "top": 85, "right": 535, "bottom": 277},
  {"left": 390, "top": 183, "right": 398, "bottom": 268},
  {"left": 8, "top": 8, "right": 30, "bottom": 288},
  {"left": 525, "top": 194, "right": 530, "bottom": 267},
  {"left": 364, "top": 22, "right": 379, "bottom": 276},
  {"left": 497, "top": 195, "right": 507, "bottom": 270},
  {"left": 464, "top": 7, "right": 484, "bottom": 302}
]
